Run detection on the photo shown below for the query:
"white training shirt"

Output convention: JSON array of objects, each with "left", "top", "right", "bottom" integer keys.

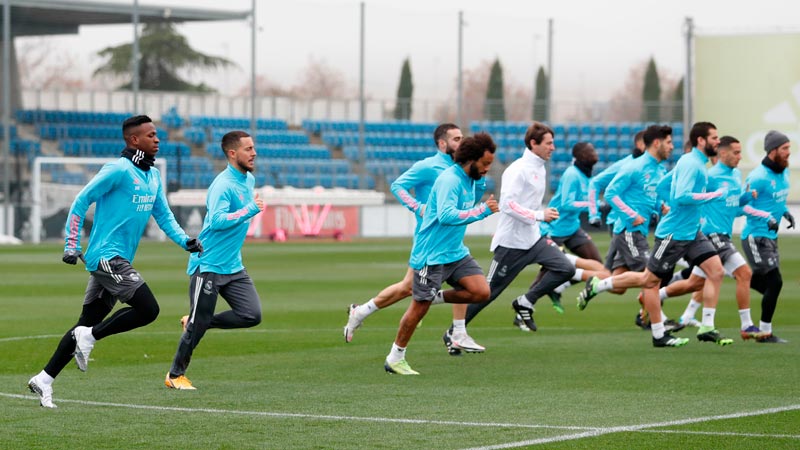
[{"left": 490, "top": 148, "right": 548, "bottom": 252}]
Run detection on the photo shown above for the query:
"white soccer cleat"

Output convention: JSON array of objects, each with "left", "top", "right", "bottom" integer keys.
[
  {"left": 679, "top": 317, "right": 701, "bottom": 328},
  {"left": 72, "top": 326, "right": 95, "bottom": 372},
  {"left": 343, "top": 304, "right": 363, "bottom": 343},
  {"left": 28, "top": 377, "right": 57, "bottom": 408},
  {"left": 450, "top": 331, "right": 486, "bottom": 353}
]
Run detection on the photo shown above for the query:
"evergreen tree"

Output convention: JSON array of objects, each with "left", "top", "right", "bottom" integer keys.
[
  {"left": 642, "top": 57, "right": 661, "bottom": 122},
  {"left": 94, "top": 22, "right": 233, "bottom": 92},
  {"left": 394, "top": 58, "right": 413, "bottom": 120},
  {"left": 533, "top": 66, "right": 549, "bottom": 122},
  {"left": 484, "top": 59, "right": 506, "bottom": 121},
  {"left": 672, "top": 77, "right": 684, "bottom": 122}
]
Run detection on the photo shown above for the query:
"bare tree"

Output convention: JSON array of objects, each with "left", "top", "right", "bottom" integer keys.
[
  {"left": 291, "top": 56, "right": 349, "bottom": 99},
  {"left": 16, "top": 38, "right": 89, "bottom": 90}
]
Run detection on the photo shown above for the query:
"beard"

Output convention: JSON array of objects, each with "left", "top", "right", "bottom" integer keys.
[
  {"left": 468, "top": 164, "right": 483, "bottom": 180},
  {"left": 704, "top": 142, "right": 718, "bottom": 157}
]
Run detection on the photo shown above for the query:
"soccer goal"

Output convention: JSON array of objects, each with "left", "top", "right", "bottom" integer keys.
[{"left": 30, "top": 156, "right": 167, "bottom": 244}]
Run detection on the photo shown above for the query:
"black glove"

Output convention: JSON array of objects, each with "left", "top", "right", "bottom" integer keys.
[
  {"left": 185, "top": 238, "right": 203, "bottom": 253},
  {"left": 62, "top": 249, "right": 84, "bottom": 265},
  {"left": 783, "top": 212, "right": 795, "bottom": 229},
  {"left": 588, "top": 217, "right": 601, "bottom": 228},
  {"left": 767, "top": 218, "right": 779, "bottom": 232},
  {"left": 599, "top": 201, "right": 611, "bottom": 216},
  {"left": 650, "top": 212, "right": 660, "bottom": 226}
]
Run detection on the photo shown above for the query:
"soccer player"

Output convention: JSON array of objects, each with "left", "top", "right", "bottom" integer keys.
[
  {"left": 575, "top": 124, "right": 693, "bottom": 347},
  {"left": 345, "top": 123, "right": 487, "bottom": 355},
  {"left": 740, "top": 130, "right": 792, "bottom": 343},
  {"left": 27, "top": 115, "right": 202, "bottom": 408},
  {"left": 384, "top": 133, "right": 499, "bottom": 375},
  {"left": 462, "top": 122, "right": 575, "bottom": 334},
  {"left": 536, "top": 142, "right": 608, "bottom": 313},
  {"left": 652, "top": 137, "right": 776, "bottom": 339},
  {"left": 579, "top": 122, "right": 732, "bottom": 347},
  {"left": 166, "top": 131, "right": 265, "bottom": 390},
  {"left": 588, "top": 130, "right": 645, "bottom": 234}
]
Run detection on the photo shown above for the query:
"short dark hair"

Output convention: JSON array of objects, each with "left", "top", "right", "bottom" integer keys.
[
  {"left": 433, "top": 123, "right": 459, "bottom": 146},
  {"left": 572, "top": 141, "right": 594, "bottom": 159},
  {"left": 690, "top": 121, "right": 716, "bottom": 147},
  {"left": 642, "top": 124, "right": 673, "bottom": 147},
  {"left": 122, "top": 115, "right": 152, "bottom": 138},
  {"left": 634, "top": 130, "right": 645, "bottom": 144},
  {"left": 524, "top": 122, "right": 554, "bottom": 149},
  {"left": 454, "top": 132, "right": 496, "bottom": 164},
  {"left": 718, "top": 135, "right": 740, "bottom": 149},
  {"left": 221, "top": 130, "right": 252, "bottom": 156}
]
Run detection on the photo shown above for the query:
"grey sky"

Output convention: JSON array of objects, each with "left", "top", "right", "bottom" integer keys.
[{"left": 21, "top": 0, "right": 800, "bottom": 103}]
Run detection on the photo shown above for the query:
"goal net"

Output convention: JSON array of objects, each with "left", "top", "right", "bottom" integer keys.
[{"left": 30, "top": 156, "right": 167, "bottom": 244}]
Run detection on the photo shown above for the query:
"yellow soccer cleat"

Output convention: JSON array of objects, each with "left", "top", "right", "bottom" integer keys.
[{"left": 165, "top": 373, "right": 197, "bottom": 390}]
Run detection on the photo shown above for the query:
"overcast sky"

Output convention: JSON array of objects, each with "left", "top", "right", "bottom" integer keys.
[{"left": 19, "top": 0, "right": 800, "bottom": 103}]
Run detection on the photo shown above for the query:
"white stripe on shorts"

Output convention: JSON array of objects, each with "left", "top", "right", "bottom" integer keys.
[
  {"left": 747, "top": 235, "right": 762, "bottom": 264},
  {"left": 653, "top": 234, "right": 672, "bottom": 261}
]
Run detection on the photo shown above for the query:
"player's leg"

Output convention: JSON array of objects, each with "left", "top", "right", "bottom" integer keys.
[
  {"left": 29, "top": 283, "right": 114, "bottom": 408},
  {"left": 385, "top": 265, "right": 443, "bottom": 375},
  {"left": 211, "top": 271, "right": 262, "bottom": 329},
  {"left": 684, "top": 233, "right": 731, "bottom": 345},
  {"left": 514, "top": 240, "right": 575, "bottom": 329},
  {"left": 167, "top": 271, "right": 221, "bottom": 389},
  {"left": 345, "top": 267, "right": 413, "bottom": 343},
  {"left": 464, "top": 246, "right": 530, "bottom": 325},
  {"left": 639, "top": 270, "right": 687, "bottom": 347},
  {"left": 443, "top": 258, "right": 491, "bottom": 354}
]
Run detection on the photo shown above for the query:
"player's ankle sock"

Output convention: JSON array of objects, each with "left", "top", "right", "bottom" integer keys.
[
  {"left": 452, "top": 319, "right": 466, "bottom": 334},
  {"left": 572, "top": 268, "right": 584, "bottom": 282},
  {"left": 658, "top": 287, "right": 668, "bottom": 300},
  {"left": 701, "top": 307, "right": 716, "bottom": 328},
  {"left": 431, "top": 290, "right": 445, "bottom": 305},
  {"left": 358, "top": 299, "right": 379, "bottom": 317},
  {"left": 597, "top": 278, "right": 614, "bottom": 293},
  {"left": 651, "top": 321, "right": 666, "bottom": 339},
  {"left": 760, "top": 321, "right": 772, "bottom": 334},
  {"left": 387, "top": 343, "right": 406, "bottom": 363},
  {"left": 35, "top": 370, "right": 54, "bottom": 385},
  {"left": 738, "top": 309, "right": 753, "bottom": 330},
  {"left": 516, "top": 295, "right": 534, "bottom": 309},
  {"left": 681, "top": 300, "right": 701, "bottom": 323},
  {"left": 553, "top": 281, "right": 571, "bottom": 294}
]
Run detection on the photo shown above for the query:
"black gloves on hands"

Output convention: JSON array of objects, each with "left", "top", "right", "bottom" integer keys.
[
  {"left": 767, "top": 218, "right": 779, "bottom": 232},
  {"left": 62, "top": 249, "right": 84, "bottom": 265},
  {"left": 783, "top": 212, "right": 795, "bottom": 229},
  {"left": 185, "top": 238, "right": 203, "bottom": 253}
]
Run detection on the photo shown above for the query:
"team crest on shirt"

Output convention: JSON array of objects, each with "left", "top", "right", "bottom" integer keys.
[
  {"left": 133, "top": 177, "right": 141, "bottom": 191},
  {"left": 771, "top": 180, "right": 776, "bottom": 188}
]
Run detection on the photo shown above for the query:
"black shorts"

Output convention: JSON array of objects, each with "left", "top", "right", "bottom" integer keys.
[
  {"left": 84, "top": 257, "right": 146, "bottom": 307},
  {"left": 412, "top": 256, "right": 484, "bottom": 301},
  {"left": 549, "top": 228, "right": 594, "bottom": 253},
  {"left": 742, "top": 235, "right": 780, "bottom": 275},
  {"left": 648, "top": 231, "right": 717, "bottom": 280},
  {"left": 607, "top": 231, "right": 649, "bottom": 272}
]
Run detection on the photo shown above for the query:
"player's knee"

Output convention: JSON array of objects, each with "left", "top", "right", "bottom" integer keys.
[
  {"left": 766, "top": 269, "right": 783, "bottom": 290},
  {"left": 687, "top": 276, "right": 706, "bottom": 291},
  {"left": 609, "top": 287, "right": 627, "bottom": 295},
  {"left": 734, "top": 265, "right": 752, "bottom": 283},
  {"left": 472, "top": 284, "right": 491, "bottom": 302},
  {"left": 641, "top": 273, "right": 660, "bottom": 289},
  {"left": 399, "top": 283, "right": 413, "bottom": 298},
  {"left": 244, "top": 310, "right": 262, "bottom": 327}
]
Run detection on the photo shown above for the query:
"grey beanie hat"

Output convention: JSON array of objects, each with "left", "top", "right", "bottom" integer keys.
[{"left": 764, "top": 130, "right": 789, "bottom": 152}]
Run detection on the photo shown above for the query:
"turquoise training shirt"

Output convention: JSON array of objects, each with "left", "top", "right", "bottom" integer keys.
[
  {"left": 187, "top": 164, "right": 261, "bottom": 275},
  {"left": 64, "top": 157, "right": 189, "bottom": 272}
]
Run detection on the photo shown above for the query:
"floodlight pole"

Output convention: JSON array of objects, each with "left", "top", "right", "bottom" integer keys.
[
  {"left": 457, "top": 10, "right": 463, "bottom": 128},
  {"left": 132, "top": 0, "right": 140, "bottom": 114},
  {"left": 2, "top": 0, "right": 10, "bottom": 236},
  {"left": 358, "top": 2, "right": 365, "bottom": 188},
  {"left": 250, "top": 0, "right": 257, "bottom": 136},
  {"left": 547, "top": 18, "right": 553, "bottom": 122},
  {"left": 684, "top": 16, "right": 694, "bottom": 135}
]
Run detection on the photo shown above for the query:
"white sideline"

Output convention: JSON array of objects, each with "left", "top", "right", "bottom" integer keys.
[
  {"left": 461, "top": 404, "right": 800, "bottom": 449},
  {"left": 0, "top": 392, "right": 597, "bottom": 431}
]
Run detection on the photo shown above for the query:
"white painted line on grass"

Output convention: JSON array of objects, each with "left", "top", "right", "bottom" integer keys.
[
  {"left": 461, "top": 404, "right": 800, "bottom": 449},
  {"left": 0, "top": 392, "right": 598, "bottom": 432},
  {"left": 637, "top": 429, "right": 800, "bottom": 440}
]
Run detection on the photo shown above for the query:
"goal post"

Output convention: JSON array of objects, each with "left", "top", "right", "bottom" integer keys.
[{"left": 30, "top": 156, "right": 167, "bottom": 244}]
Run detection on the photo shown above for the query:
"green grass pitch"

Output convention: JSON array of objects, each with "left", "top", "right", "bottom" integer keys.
[{"left": 1, "top": 234, "right": 798, "bottom": 449}]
